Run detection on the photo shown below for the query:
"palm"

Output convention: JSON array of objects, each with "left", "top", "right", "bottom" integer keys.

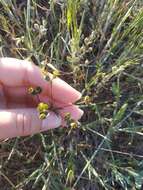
[{"left": 0, "top": 84, "right": 39, "bottom": 109}]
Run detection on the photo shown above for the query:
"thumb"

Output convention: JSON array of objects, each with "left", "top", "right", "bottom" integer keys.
[{"left": 0, "top": 109, "right": 62, "bottom": 140}]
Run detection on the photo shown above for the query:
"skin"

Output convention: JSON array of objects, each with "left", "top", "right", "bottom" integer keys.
[{"left": 0, "top": 58, "right": 83, "bottom": 139}]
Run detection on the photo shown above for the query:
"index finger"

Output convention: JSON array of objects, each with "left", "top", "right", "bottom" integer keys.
[{"left": 0, "top": 58, "right": 81, "bottom": 104}]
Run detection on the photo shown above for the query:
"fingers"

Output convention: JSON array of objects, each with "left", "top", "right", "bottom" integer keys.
[
  {"left": 3, "top": 86, "right": 38, "bottom": 107},
  {"left": 58, "top": 105, "right": 84, "bottom": 124},
  {"left": 0, "top": 58, "right": 81, "bottom": 104},
  {"left": 0, "top": 84, "right": 6, "bottom": 109},
  {"left": 44, "top": 76, "right": 81, "bottom": 104},
  {"left": 0, "top": 103, "right": 83, "bottom": 139},
  {"left": 26, "top": 63, "right": 81, "bottom": 103},
  {"left": 0, "top": 109, "right": 62, "bottom": 140},
  {"left": 39, "top": 96, "right": 83, "bottom": 121},
  {"left": 0, "top": 58, "right": 27, "bottom": 86}
]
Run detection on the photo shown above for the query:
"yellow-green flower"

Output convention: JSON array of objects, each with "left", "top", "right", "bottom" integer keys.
[
  {"left": 53, "top": 70, "right": 60, "bottom": 78},
  {"left": 64, "top": 112, "right": 71, "bottom": 121},
  {"left": 70, "top": 122, "right": 78, "bottom": 129},
  {"left": 84, "top": 96, "right": 91, "bottom": 105},
  {"left": 28, "top": 87, "right": 34, "bottom": 95},
  {"left": 37, "top": 102, "right": 49, "bottom": 112}
]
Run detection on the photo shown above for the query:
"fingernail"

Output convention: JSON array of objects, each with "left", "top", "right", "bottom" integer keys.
[{"left": 41, "top": 112, "right": 62, "bottom": 129}]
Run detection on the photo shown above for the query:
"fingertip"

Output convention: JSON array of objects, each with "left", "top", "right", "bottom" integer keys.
[
  {"left": 59, "top": 105, "right": 84, "bottom": 121},
  {"left": 0, "top": 109, "right": 62, "bottom": 140},
  {"left": 51, "top": 77, "right": 82, "bottom": 103}
]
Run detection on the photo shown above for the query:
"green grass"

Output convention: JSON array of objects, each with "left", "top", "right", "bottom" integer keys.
[{"left": 0, "top": 0, "right": 143, "bottom": 189}]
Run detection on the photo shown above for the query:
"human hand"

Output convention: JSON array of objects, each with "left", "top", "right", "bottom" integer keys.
[{"left": 0, "top": 58, "right": 83, "bottom": 139}]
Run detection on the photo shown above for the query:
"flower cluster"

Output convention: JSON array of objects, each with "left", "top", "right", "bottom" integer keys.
[
  {"left": 64, "top": 112, "right": 78, "bottom": 129},
  {"left": 37, "top": 102, "right": 49, "bottom": 120},
  {"left": 28, "top": 86, "right": 49, "bottom": 120}
]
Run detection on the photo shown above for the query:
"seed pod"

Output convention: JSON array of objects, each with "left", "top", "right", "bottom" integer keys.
[
  {"left": 28, "top": 86, "right": 42, "bottom": 95},
  {"left": 39, "top": 113, "right": 47, "bottom": 120},
  {"left": 35, "top": 86, "right": 42, "bottom": 94},
  {"left": 40, "top": 109, "right": 48, "bottom": 115}
]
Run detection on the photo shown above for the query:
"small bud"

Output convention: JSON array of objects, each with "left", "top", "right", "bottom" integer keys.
[
  {"left": 85, "top": 59, "right": 89, "bottom": 65},
  {"left": 80, "top": 46, "right": 86, "bottom": 53},
  {"left": 28, "top": 86, "right": 42, "bottom": 95},
  {"left": 41, "top": 67, "right": 50, "bottom": 81},
  {"left": 70, "top": 122, "right": 78, "bottom": 129},
  {"left": 84, "top": 96, "right": 91, "bottom": 105},
  {"left": 28, "top": 87, "right": 34, "bottom": 95},
  {"left": 64, "top": 112, "right": 71, "bottom": 121},
  {"left": 34, "top": 23, "right": 40, "bottom": 30},
  {"left": 88, "top": 47, "right": 93, "bottom": 52},
  {"left": 53, "top": 70, "right": 60, "bottom": 78},
  {"left": 39, "top": 113, "right": 47, "bottom": 120},
  {"left": 90, "top": 31, "right": 95, "bottom": 39},
  {"left": 41, "top": 67, "right": 47, "bottom": 75},
  {"left": 84, "top": 37, "right": 89, "bottom": 45}
]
